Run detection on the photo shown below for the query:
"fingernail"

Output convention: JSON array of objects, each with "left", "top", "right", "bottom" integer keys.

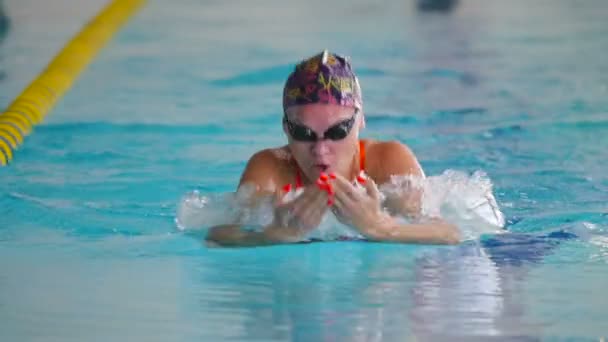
[
  {"left": 282, "top": 184, "right": 292, "bottom": 192},
  {"left": 317, "top": 180, "right": 331, "bottom": 193},
  {"left": 327, "top": 197, "right": 334, "bottom": 206},
  {"left": 356, "top": 175, "right": 366, "bottom": 184},
  {"left": 327, "top": 184, "right": 334, "bottom": 195},
  {"left": 329, "top": 173, "right": 337, "bottom": 179},
  {"left": 319, "top": 173, "right": 329, "bottom": 181}
]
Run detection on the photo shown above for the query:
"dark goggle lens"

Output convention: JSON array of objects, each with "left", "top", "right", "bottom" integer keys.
[
  {"left": 323, "top": 124, "right": 350, "bottom": 140},
  {"left": 284, "top": 112, "right": 356, "bottom": 142},
  {"left": 290, "top": 124, "right": 317, "bottom": 141}
]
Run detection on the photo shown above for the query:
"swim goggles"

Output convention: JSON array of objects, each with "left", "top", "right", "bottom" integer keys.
[{"left": 283, "top": 110, "right": 358, "bottom": 142}]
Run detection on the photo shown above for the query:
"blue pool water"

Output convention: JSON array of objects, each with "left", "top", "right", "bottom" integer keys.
[{"left": 1, "top": 0, "right": 608, "bottom": 340}]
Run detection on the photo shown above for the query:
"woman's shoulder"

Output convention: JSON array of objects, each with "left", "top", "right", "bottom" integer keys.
[
  {"left": 238, "top": 146, "right": 293, "bottom": 191},
  {"left": 362, "top": 139, "right": 424, "bottom": 183},
  {"left": 247, "top": 146, "right": 292, "bottom": 167},
  {"left": 363, "top": 139, "right": 416, "bottom": 159}
]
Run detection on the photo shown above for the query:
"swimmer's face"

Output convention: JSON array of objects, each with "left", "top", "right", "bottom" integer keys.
[{"left": 284, "top": 103, "right": 364, "bottom": 181}]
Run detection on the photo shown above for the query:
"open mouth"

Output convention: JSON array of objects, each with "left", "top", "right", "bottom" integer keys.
[{"left": 314, "top": 164, "right": 329, "bottom": 173}]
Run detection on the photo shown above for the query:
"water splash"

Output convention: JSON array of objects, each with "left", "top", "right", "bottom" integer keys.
[
  {"left": 175, "top": 169, "right": 505, "bottom": 242},
  {"left": 420, "top": 170, "right": 505, "bottom": 240},
  {"left": 174, "top": 186, "right": 273, "bottom": 230}
]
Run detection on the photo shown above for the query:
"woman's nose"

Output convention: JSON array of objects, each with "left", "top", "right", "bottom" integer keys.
[{"left": 311, "top": 139, "right": 331, "bottom": 156}]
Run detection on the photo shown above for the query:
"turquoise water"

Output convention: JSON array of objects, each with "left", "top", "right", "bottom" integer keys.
[{"left": 2, "top": 0, "right": 608, "bottom": 340}]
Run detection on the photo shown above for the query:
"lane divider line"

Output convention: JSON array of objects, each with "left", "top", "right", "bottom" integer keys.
[{"left": 0, "top": 0, "right": 147, "bottom": 166}]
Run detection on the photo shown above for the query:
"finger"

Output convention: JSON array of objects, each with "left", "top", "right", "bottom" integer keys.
[
  {"left": 301, "top": 183, "right": 325, "bottom": 201},
  {"left": 356, "top": 171, "right": 367, "bottom": 185},
  {"left": 274, "top": 186, "right": 286, "bottom": 206},
  {"left": 331, "top": 185, "right": 355, "bottom": 214},
  {"left": 311, "top": 190, "right": 330, "bottom": 221},
  {"left": 291, "top": 189, "right": 327, "bottom": 230},
  {"left": 329, "top": 173, "right": 353, "bottom": 195},
  {"left": 283, "top": 185, "right": 315, "bottom": 215},
  {"left": 316, "top": 179, "right": 335, "bottom": 206},
  {"left": 329, "top": 174, "right": 359, "bottom": 205},
  {"left": 292, "top": 185, "right": 324, "bottom": 218},
  {"left": 275, "top": 192, "right": 299, "bottom": 223},
  {"left": 302, "top": 186, "right": 328, "bottom": 218},
  {"left": 362, "top": 175, "right": 381, "bottom": 201},
  {"left": 331, "top": 192, "right": 345, "bottom": 211},
  {"left": 300, "top": 204, "right": 324, "bottom": 230}
]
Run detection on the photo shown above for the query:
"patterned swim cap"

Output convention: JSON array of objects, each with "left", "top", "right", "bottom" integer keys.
[{"left": 283, "top": 50, "right": 362, "bottom": 113}]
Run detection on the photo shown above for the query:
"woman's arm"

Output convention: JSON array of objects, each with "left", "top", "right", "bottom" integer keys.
[
  {"left": 358, "top": 214, "right": 460, "bottom": 245},
  {"left": 206, "top": 185, "right": 329, "bottom": 247},
  {"left": 205, "top": 149, "right": 330, "bottom": 247},
  {"left": 333, "top": 141, "right": 461, "bottom": 245}
]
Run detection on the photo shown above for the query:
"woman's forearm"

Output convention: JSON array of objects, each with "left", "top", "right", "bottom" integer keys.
[
  {"left": 363, "top": 215, "right": 461, "bottom": 245},
  {"left": 205, "top": 225, "right": 272, "bottom": 247},
  {"left": 205, "top": 223, "right": 305, "bottom": 247},
  {"left": 205, "top": 217, "right": 460, "bottom": 247}
]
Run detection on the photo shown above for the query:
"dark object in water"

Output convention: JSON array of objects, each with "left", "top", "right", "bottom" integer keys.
[
  {"left": 0, "top": 0, "right": 8, "bottom": 39},
  {"left": 417, "top": 0, "right": 459, "bottom": 12},
  {"left": 482, "top": 230, "right": 578, "bottom": 266}
]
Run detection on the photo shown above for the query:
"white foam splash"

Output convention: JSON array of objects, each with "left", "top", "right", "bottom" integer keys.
[
  {"left": 409, "top": 170, "right": 504, "bottom": 240},
  {"left": 175, "top": 169, "right": 505, "bottom": 241},
  {"left": 174, "top": 185, "right": 275, "bottom": 231},
  {"left": 174, "top": 190, "right": 230, "bottom": 230}
]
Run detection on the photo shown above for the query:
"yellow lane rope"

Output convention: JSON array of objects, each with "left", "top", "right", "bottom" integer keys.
[{"left": 0, "top": 0, "right": 147, "bottom": 166}]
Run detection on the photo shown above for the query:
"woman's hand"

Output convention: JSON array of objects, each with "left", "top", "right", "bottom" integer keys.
[
  {"left": 265, "top": 183, "right": 330, "bottom": 242},
  {"left": 328, "top": 173, "right": 392, "bottom": 237}
]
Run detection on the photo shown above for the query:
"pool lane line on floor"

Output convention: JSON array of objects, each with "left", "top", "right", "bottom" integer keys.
[{"left": 0, "top": 0, "right": 147, "bottom": 166}]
